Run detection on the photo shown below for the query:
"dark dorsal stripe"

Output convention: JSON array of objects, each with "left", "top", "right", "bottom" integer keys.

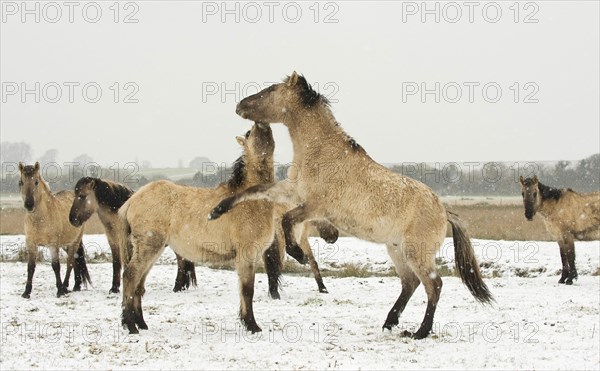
[
  {"left": 296, "top": 75, "right": 329, "bottom": 108},
  {"left": 226, "top": 156, "right": 246, "bottom": 190},
  {"left": 538, "top": 182, "right": 563, "bottom": 201}
]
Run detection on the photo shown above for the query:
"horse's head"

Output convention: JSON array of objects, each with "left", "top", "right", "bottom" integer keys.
[
  {"left": 69, "top": 177, "right": 99, "bottom": 227},
  {"left": 236, "top": 71, "right": 327, "bottom": 125},
  {"left": 236, "top": 122, "right": 275, "bottom": 160},
  {"left": 519, "top": 175, "right": 541, "bottom": 221},
  {"left": 18, "top": 162, "right": 43, "bottom": 213}
]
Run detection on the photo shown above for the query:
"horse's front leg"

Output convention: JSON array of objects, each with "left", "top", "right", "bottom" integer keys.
[
  {"left": 108, "top": 239, "right": 121, "bottom": 294},
  {"left": 21, "top": 242, "right": 37, "bottom": 298},
  {"left": 564, "top": 236, "right": 578, "bottom": 285},
  {"left": 62, "top": 244, "right": 77, "bottom": 292},
  {"left": 282, "top": 204, "right": 317, "bottom": 265},
  {"left": 236, "top": 255, "right": 261, "bottom": 333},
  {"left": 557, "top": 237, "right": 571, "bottom": 284},
  {"left": 51, "top": 248, "right": 68, "bottom": 297}
]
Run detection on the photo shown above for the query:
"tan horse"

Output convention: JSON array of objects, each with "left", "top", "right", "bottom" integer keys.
[
  {"left": 209, "top": 72, "right": 494, "bottom": 339},
  {"left": 118, "top": 122, "right": 326, "bottom": 334},
  {"left": 520, "top": 175, "right": 600, "bottom": 284},
  {"left": 69, "top": 177, "right": 197, "bottom": 293},
  {"left": 18, "top": 162, "right": 91, "bottom": 298}
]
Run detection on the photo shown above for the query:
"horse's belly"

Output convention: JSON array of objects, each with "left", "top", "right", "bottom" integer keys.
[{"left": 169, "top": 236, "right": 235, "bottom": 263}]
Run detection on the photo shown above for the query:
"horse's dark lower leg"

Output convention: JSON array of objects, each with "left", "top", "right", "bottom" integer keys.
[
  {"left": 238, "top": 264, "right": 261, "bottom": 333},
  {"left": 565, "top": 242, "right": 578, "bottom": 285},
  {"left": 304, "top": 242, "right": 327, "bottom": 293},
  {"left": 61, "top": 253, "right": 74, "bottom": 293},
  {"left": 133, "top": 273, "right": 149, "bottom": 330},
  {"left": 282, "top": 206, "right": 310, "bottom": 264},
  {"left": 110, "top": 244, "right": 121, "bottom": 294},
  {"left": 122, "top": 264, "right": 140, "bottom": 334},
  {"left": 383, "top": 269, "right": 420, "bottom": 330},
  {"left": 21, "top": 250, "right": 36, "bottom": 299},
  {"left": 558, "top": 241, "right": 569, "bottom": 284},
  {"left": 402, "top": 273, "right": 442, "bottom": 340},
  {"left": 263, "top": 239, "right": 282, "bottom": 299},
  {"left": 52, "top": 256, "right": 68, "bottom": 297}
]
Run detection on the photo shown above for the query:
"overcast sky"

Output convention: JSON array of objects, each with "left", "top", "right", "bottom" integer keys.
[{"left": 1, "top": 1, "right": 599, "bottom": 168}]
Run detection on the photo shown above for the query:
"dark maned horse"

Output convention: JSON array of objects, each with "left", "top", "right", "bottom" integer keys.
[
  {"left": 18, "top": 162, "right": 91, "bottom": 298},
  {"left": 520, "top": 175, "right": 600, "bottom": 284},
  {"left": 209, "top": 72, "right": 494, "bottom": 339},
  {"left": 69, "top": 177, "right": 197, "bottom": 293}
]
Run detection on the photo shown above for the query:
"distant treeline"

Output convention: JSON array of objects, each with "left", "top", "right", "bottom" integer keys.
[{"left": 1, "top": 153, "right": 598, "bottom": 196}]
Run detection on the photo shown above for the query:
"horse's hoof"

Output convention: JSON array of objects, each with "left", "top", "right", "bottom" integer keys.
[
  {"left": 138, "top": 322, "right": 148, "bottom": 330},
  {"left": 208, "top": 206, "right": 225, "bottom": 220},
  {"left": 57, "top": 288, "right": 69, "bottom": 297},
  {"left": 73, "top": 285, "right": 81, "bottom": 292},
  {"left": 269, "top": 291, "right": 281, "bottom": 300},
  {"left": 558, "top": 278, "right": 566, "bottom": 284},
  {"left": 109, "top": 287, "right": 120, "bottom": 294},
  {"left": 21, "top": 292, "right": 30, "bottom": 299},
  {"left": 173, "top": 286, "right": 183, "bottom": 293},
  {"left": 318, "top": 286, "right": 329, "bottom": 294},
  {"left": 247, "top": 324, "right": 262, "bottom": 334},
  {"left": 123, "top": 322, "right": 139, "bottom": 334},
  {"left": 401, "top": 329, "right": 429, "bottom": 340}
]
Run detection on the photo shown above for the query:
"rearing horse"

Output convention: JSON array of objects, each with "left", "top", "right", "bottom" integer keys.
[
  {"left": 209, "top": 72, "right": 494, "bottom": 339},
  {"left": 520, "top": 175, "right": 600, "bottom": 284},
  {"left": 18, "top": 162, "right": 91, "bottom": 298}
]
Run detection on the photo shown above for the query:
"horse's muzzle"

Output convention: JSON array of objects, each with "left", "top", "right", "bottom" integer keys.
[
  {"left": 24, "top": 202, "right": 34, "bottom": 213},
  {"left": 69, "top": 214, "right": 82, "bottom": 227}
]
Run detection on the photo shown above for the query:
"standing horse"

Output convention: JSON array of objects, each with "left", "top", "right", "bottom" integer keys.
[
  {"left": 18, "top": 162, "right": 91, "bottom": 298},
  {"left": 68, "top": 177, "right": 197, "bottom": 293},
  {"left": 209, "top": 72, "right": 494, "bottom": 339},
  {"left": 519, "top": 175, "right": 600, "bottom": 284},
  {"left": 119, "top": 122, "right": 332, "bottom": 334}
]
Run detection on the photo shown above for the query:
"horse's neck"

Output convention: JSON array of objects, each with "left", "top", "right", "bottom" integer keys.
[
  {"left": 288, "top": 107, "right": 344, "bottom": 163},
  {"left": 242, "top": 156, "right": 274, "bottom": 187},
  {"left": 31, "top": 185, "right": 56, "bottom": 218},
  {"left": 538, "top": 197, "right": 558, "bottom": 218}
]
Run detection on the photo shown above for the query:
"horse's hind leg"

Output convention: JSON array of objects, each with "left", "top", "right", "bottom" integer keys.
[
  {"left": 282, "top": 205, "right": 314, "bottom": 264},
  {"left": 133, "top": 271, "right": 151, "bottom": 330},
  {"left": 61, "top": 243, "right": 78, "bottom": 293},
  {"left": 383, "top": 244, "right": 420, "bottom": 330},
  {"left": 21, "top": 242, "right": 37, "bottom": 298},
  {"left": 122, "top": 235, "right": 165, "bottom": 334},
  {"left": 398, "top": 240, "right": 443, "bottom": 340}
]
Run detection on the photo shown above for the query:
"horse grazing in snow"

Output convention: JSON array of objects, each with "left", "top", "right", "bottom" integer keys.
[
  {"left": 209, "top": 72, "right": 494, "bottom": 339},
  {"left": 520, "top": 175, "right": 600, "bottom": 284}
]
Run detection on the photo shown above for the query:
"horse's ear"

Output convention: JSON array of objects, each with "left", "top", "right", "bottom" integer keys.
[
  {"left": 287, "top": 71, "right": 299, "bottom": 86},
  {"left": 89, "top": 179, "right": 96, "bottom": 189},
  {"left": 519, "top": 175, "right": 525, "bottom": 185},
  {"left": 236, "top": 136, "right": 247, "bottom": 147},
  {"left": 18, "top": 162, "right": 24, "bottom": 172},
  {"left": 34, "top": 162, "right": 40, "bottom": 172},
  {"left": 533, "top": 175, "right": 538, "bottom": 184}
]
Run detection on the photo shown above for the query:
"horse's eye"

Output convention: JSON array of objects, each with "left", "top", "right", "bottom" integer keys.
[
  {"left": 34, "top": 181, "right": 39, "bottom": 186},
  {"left": 533, "top": 192, "right": 537, "bottom": 198}
]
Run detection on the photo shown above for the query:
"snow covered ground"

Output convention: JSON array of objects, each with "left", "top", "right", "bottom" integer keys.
[{"left": 1, "top": 235, "right": 599, "bottom": 370}]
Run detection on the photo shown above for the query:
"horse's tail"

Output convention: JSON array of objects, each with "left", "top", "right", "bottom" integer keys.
[
  {"left": 447, "top": 211, "right": 494, "bottom": 305},
  {"left": 75, "top": 241, "right": 92, "bottom": 288},
  {"left": 117, "top": 200, "right": 134, "bottom": 268}
]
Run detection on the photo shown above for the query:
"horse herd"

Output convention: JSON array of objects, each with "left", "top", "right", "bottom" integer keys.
[{"left": 15, "top": 72, "right": 600, "bottom": 340}]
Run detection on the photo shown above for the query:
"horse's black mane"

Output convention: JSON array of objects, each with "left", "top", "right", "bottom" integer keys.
[
  {"left": 523, "top": 178, "right": 564, "bottom": 201},
  {"left": 226, "top": 157, "right": 246, "bottom": 190},
  {"left": 290, "top": 74, "right": 330, "bottom": 108},
  {"left": 75, "top": 177, "right": 134, "bottom": 212}
]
